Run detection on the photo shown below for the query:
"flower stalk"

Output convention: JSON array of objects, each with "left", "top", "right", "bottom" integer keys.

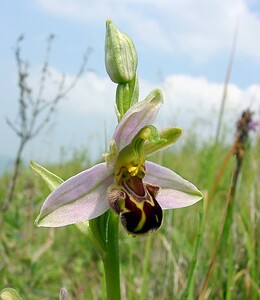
[{"left": 101, "top": 212, "right": 121, "bottom": 300}]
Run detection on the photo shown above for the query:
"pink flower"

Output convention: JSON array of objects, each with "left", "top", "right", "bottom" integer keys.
[{"left": 35, "top": 89, "right": 203, "bottom": 234}]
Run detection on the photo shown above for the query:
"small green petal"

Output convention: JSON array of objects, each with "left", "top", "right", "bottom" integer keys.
[{"left": 144, "top": 127, "right": 182, "bottom": 156}]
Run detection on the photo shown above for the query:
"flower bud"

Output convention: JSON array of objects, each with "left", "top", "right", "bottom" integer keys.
[
  {"left": 105, "top": 20, "right": 138, "bottom": 83},
  {"left": 0, "top": 288, "right": 23, "bottom": 300}
]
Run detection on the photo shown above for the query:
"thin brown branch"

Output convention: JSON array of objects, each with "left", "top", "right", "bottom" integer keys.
[
  {"left": 5, "top": 117, "right": 22, "bottom": 137},
  {"left": 3, "top": 35, "right": 91, "bottom": 211}
]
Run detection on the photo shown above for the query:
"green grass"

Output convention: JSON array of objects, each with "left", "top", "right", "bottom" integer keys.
[{"left": 0, "top": 137, "right": 259, "bottom": 299}]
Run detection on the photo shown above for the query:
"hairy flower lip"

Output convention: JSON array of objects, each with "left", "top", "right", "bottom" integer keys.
[{"left": 107, "top": 178, "right": 163, "bottom": 235}]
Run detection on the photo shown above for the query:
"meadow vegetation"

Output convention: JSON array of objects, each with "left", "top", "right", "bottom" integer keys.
[
  {"left": 2, "top": 19, "right": 259, "bottom": 300},
  {"left": 0, "top": 128, "right": 259, "bottom": 299}
]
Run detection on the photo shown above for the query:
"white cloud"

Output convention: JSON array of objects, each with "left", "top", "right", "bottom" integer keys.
[
  {"left": 152, "top": 74, "right": 259, "bottom": 142},
  {"left": 36, "top": 0, "right": 260, "bottom": 62},
  {"left": 61, "top": 71, "right": 116, "bottom": 115},
  {"left": 37, "top": 64, "right": 259, "bottom": 135},
  {"left": 13, "top": 59, "right": 260, "bottom": 133},
  {"left": 3, "top": 59, "right": 259, "bottom": 165},
  {"left": 36, "top": 64, "right": 259, "bottom": 142},
  {"left": 28, "top": 66, "right": 116, "bottom": 115}
]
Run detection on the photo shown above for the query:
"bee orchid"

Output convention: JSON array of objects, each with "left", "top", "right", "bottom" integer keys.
[{"left": 35, "top": 89, "right": 203, "bottom": 235}]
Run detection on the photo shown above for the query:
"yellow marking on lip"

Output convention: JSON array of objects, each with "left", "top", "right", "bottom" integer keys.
[
  {"left": 133, "top": 209, "right": 146, "bottom": 232},
  {"left": 155, "top": 214, "right": 159, "bottom": 223},
  {"left": 119, "top": 186, "right": 157, "bottom": 233}
]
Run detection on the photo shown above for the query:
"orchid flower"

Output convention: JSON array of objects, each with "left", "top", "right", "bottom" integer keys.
[{"left": 35, "top": 88, "right": 203, "bottom": 235}]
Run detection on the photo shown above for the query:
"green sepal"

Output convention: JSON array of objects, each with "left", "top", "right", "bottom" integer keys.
[
  {"left": 144, "top": 127, "right": 182, "bottom": 156},
  {"left": 30, "top": 160, "right": 63, "bottom": 191},
  {"left": 0, "top": 288, "right": 23, "bottom": 300},
  {"left": 116, "top": 74, "right": 139, "bottom": 120}
]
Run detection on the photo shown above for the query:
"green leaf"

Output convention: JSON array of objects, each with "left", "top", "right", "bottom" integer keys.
[
  {"left": 30, "top": 160, "right": 64, "bottom": 191},
  {"left": 144, "top": 127, "right": 182, "bottom": 156},
  {"left": 0, "top": 288, "right": 23, "bottom": 300}
]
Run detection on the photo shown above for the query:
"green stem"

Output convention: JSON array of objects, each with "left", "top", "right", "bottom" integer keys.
[
  {"left": 140, "top": 235, "right": 152, "bottom": 300},
  {"left": 128, "top": 239, "right": 134, "bottom": 300},
  {"left": 225, "top": 236, "right": 235, "bottom": 300},
  {"left": 181, "top": 202, "right": 204, "bottom": 300},
  {"left": 102, "top": 212, "right": 121, "bottom": 300}
]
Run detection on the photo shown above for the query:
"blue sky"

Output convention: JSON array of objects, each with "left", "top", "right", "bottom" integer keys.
[{"left": 1, "top": 0, "right": 260, "bottom": 170}]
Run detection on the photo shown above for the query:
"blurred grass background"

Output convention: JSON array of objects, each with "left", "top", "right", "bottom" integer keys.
[{"left": 0, "top": 130, "right": 259, "bottom": 299}]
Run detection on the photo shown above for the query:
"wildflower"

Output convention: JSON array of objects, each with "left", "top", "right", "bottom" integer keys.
[{"left": 35, "top": 89, "right": 203, "bottom": 235}]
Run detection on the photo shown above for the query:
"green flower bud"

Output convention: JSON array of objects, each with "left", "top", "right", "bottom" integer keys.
[
  {"left": 105, "top": 20, "right": 138, "bottom": 83},
  {"left": 0, "top": 288, "right": 23, "bottom": 300}
]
